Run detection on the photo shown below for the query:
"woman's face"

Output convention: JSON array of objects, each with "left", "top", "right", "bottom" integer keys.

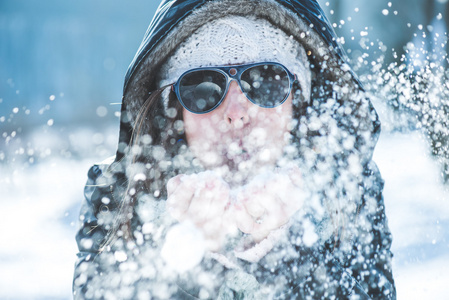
[{"left": 183, "top": 80, "right": 293, "bottom": 178}]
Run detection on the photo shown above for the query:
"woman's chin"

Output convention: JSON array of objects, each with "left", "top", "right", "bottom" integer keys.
[{"left": 196, "top": 148, "right": 280, "bottom": 186}]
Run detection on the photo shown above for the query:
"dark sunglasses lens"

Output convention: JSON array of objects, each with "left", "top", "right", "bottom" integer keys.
[
  {"left": 240, "top": 64, "right": 291, "bottom": 107},
  {"left": 178, "top": 70, "right": 227, "bottom": 113}
]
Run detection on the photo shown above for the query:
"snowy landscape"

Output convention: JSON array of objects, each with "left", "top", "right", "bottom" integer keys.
[{"left": 1, "top": 0, "right": 449, "bottom": 299}]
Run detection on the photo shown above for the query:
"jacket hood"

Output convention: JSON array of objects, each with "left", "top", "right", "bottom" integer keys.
[
  {"left": 124, "top": 0, "right": 357, "bottom": 93},
  {"left": 115, "top": 0, "right": 376, "bottom": 161}
]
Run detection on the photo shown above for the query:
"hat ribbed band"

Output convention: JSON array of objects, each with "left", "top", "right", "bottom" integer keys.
[{"left": 158, "top": 15, "right": 311, "bottom": 105}]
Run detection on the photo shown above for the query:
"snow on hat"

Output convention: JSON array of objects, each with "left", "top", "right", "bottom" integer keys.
[{"left": 158, "top": 15, "right": 311, "bottom": 105}]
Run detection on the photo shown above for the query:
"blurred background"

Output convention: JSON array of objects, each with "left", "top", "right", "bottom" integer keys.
[{"left": 1, "top": 0, "right": 448, "bottom": 299}]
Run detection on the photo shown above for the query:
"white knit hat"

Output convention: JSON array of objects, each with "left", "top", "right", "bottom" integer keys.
[{"left": 158, "top": 15, "right": 311, "bottom": 104}]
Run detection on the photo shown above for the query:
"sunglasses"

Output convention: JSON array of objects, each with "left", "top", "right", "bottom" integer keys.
[{"left": 172, "top": 62, "right": 297, "bottom": 114}]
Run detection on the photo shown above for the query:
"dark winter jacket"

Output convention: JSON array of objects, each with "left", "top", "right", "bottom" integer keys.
[{"left": 73, "top": 0, "right": 396, "bottom": 299}]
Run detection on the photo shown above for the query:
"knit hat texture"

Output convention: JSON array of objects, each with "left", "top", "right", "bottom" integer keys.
[{"left": 158, "top": 15, "right": 311, "bottom": 102}]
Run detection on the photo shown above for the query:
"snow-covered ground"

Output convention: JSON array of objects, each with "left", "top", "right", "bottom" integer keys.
[
  {"left": 0, "top": 125, "right": 448, "bottom": 299},
  {"left": 374, "top": 131, "right": 449, "bottom": 299}
]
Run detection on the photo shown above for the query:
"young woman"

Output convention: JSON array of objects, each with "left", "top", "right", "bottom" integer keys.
[{"left": 74, "top": 0, "right": 396, "bottom": 299}]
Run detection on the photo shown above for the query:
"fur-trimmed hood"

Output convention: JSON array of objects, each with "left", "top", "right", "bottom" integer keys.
[{"left": 115, "top": 0, "right": 375, "bottom": 161}]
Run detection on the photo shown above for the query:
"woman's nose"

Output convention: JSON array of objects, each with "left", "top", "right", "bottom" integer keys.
[{"left": 222, "top": 81, "right": 250, "bottom": 127}]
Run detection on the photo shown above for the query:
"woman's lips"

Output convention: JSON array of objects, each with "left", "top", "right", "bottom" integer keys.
[
  {"left": 224, "top": 144, "right": 252, "bottom": 162},
  {"left": 217, "top": 136, "right": 263, "bottom": 166},
  {"left": 236, "top": 149, "right": 251, "bottom": 161}
]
